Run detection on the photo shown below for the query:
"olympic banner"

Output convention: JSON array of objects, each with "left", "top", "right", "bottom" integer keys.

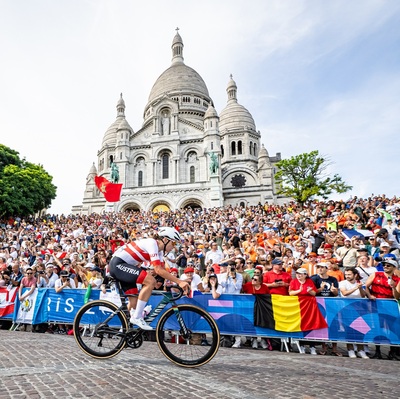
[{"left": 8, "top": 289, "right": 400, "bottom": 345}]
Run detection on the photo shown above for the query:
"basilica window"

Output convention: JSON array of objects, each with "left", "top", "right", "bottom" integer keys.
[
  {"left": 231, "top": 141, "right": 236, "bottom": 156},
  {"left": 211, "top": 142, "right": 214, "bottom": 150},
  {"left": 119, "top": 152, "right": 122, "bottom": 160},
  {"left": 221, "top": 144, "right": 224, "bottom": 158},
  {"left": 162, "top": 154, "right": 169, "bottom": 179},
  {"left": 190, "top": 166, "right": 195, "bottom": 183},
  {"left": 249, "top": 141, "right": 253, "bottom": 155},
  {"left": 238, "top": 140, "right": 242, "bottom": 155},
  {"left": 254, "top": 143, "right": 257, "bottom": 156},
  {"left": 138, "top": 171, "right": 143, "bottom": 187}
]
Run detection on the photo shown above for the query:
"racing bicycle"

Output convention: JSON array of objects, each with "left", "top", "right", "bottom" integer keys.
[{"left": 73, "top": 280, "right": 220, "bottom": 368}]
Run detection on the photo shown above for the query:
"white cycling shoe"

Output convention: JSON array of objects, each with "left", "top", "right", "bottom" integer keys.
[{"left": 130, "top": 317, "right": 153, "bottom": 330}]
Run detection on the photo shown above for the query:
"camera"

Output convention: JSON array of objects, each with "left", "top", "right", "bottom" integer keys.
[
  {"left": 39, "top": 271, "right": 44, "bottom": 274},
  {"left": 375, "top": 256, "right": 382, "bottom": 262},
  {"left": 66, "top": 277, "right": 70, "bottom": 281},
  {"left": 230, "top": 267, "right": 236, "bottom": 272}
]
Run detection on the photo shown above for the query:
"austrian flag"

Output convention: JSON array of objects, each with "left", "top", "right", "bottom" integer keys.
[{"left": 95, "top": 176, "right": 123, "bottom": 202}]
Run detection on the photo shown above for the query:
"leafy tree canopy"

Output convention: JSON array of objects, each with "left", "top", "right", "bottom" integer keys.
[
  {"left": 0, "top": 144, "right": 57, "bottom": 217},
  {"left": 275, "top": 150, "right": 352, "bottom": 205}
]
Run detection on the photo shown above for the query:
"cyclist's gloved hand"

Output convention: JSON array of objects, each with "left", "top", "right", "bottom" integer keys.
[{"left": 178, "top": 280, "right": 190, "bottom": 296}]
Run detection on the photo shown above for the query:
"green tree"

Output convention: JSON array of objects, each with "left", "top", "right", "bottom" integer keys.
[
  {"left": 275, "top": 150, "right": 352, "bottom": 206},
  {"left": 0, "top": 144, "right": 57, "bottom": 217}
]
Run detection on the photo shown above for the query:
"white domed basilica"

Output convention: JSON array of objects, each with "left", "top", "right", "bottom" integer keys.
[{"left": 73, "top": 30, "right": 284, "bottom": 214}]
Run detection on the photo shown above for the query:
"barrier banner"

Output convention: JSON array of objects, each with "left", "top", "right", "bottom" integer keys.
[{"left": 8, "top": 289, "right": 400, "bottom": 345}]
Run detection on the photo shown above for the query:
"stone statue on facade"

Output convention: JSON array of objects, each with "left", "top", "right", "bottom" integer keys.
[
  {"left": 161, "top": 113, "right": 170, "bottom": 135},
  {"left": 209, "top": 152, "right": 219, "bottom": 175},
  {"left": 110, "top": 162, "right": 119, "bottom": 183}
]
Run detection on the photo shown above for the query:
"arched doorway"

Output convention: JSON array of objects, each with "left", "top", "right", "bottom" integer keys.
[{"left": 153, "top": 204, "right": 170, "bottom": 213}]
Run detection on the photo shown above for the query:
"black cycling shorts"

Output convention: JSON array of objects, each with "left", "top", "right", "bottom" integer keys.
[{"left": 108, "top": 256, "right": 148, "bottom": 295}]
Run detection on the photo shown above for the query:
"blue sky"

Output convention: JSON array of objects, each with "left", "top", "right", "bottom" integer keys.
[{"left": 0, "top": 0, "right": 399, "bottom": 214}]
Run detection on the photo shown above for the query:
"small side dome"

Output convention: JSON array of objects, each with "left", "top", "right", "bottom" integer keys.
[
  {"left": 117, "top": 118, "right": 133, "bottom": 132},
  {"left": 204, "top": 102, "right": 218, "bottom": 119},
  {"left": 219, "top": 75, "right": 256, "bottom": 131},
  {"left": 258, "top": 144, "right": 269, "bottom": 158},
  {"left": 88, "top": 162, "right": 97, "bottom": 176}
]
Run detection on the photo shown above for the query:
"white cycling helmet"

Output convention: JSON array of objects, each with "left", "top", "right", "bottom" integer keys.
[{"left": 158, "top": 227, "right": 181, "bottom": 242}]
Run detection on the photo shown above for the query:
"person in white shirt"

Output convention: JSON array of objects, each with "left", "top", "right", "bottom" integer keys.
[
  {"left": 55, "top": 270, "right": 76, "bottom": 292},
  {"left": 205, "top": 242, "right": 224, "bottom": 265},
  {"left": 339, "top": 267, "right": 369, "bottom": 359},
  {"left": 180, "top": 267, "right": 204, "bottom": 292}
]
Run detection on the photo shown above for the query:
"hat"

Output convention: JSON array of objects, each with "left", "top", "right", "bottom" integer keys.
[
  {"left": 381, "top": 259, "right": 398, "bottom": 268},
  {"left": 208, "top": 273, "right": 218, "bottom": 279},
  {"left": 323, "top": 244, "right": 332, "bottom": 249},
  {"left": 59, "top": 270, "right": 69, "bottom": 277},
  {"left": 84, "top": 262, "right": 96, "bottom": 268},
  {"left": 380, "top": 242, "right": 390, "bottom": 248},
  {"left": 170, "top": 267, "right": 178, "bottom": 274},
  {"left": 296, "top": 268, "right": 308, "bottom": 275},
  {"left": 308, "top": 252, "right": 317, "bottom": 258},
  {"left": 271, "top": 259, "right": 283, "bottom": 265},
  {"left": 317, "top": 262, "right": 329, "bottom": 268},
  {"left": 184, "top": 267, "right": 194, "bottom": 274},
  {"left": 255, "top": 265, "right": 264, "bottom": 271},
  {"left": 90, "top": 266, "right": 102, "bottom": 273}
]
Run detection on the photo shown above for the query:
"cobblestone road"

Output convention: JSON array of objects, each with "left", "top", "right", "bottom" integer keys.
[{"left": 0, "top": 330, "right": 397, "bottom": 399}]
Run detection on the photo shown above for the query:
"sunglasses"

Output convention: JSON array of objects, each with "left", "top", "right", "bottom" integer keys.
[
  {"left": 26, "top": 272, "right": 33, "bottom": 275},
  {"left": 252, "top": 278, "right": 259, "bottom": 281}
]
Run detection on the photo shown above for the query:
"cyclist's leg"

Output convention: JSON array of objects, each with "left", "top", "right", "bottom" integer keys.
[{"left": 132, "top": 273, "right": 156, "bottom": 320}]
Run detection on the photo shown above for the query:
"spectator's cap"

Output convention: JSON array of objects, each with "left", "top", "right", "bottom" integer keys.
[
  {"left": 380, "top": 242, "right": 390, "bottom": 248},
  {"left": 381, "top": 259, "right": 398, "bottom": 268},
  {"left": 308, "top": 252, "right": 317, "bottom": 258},
  {"left": 59, "top": 270, "right": 69, "bottom": 277},
  {"left": 45, "top": 263, "right": 54, "bottom": 269},
  {"left": 197, "top": 244, "right": 204, "bottom": 249},
  {"left": 208, "top": 273, "right": 218, "bottom": 279},
  {"left": 271, "top": 259, "right": 283, "bottom": 265},
  {"left": 170, "top": 267, "right": 178, "bottom": 274},
  {"left": 383, "top": 253, "right": 396, "bottom": 260},
  {"left": 255, "top": 265, "right": 264, "bottom": 271},
  {"left": 323, "top": 244, "right": 332, "bottom": 249},
  {"left": 84, "top": 262, "right": 96, "bottom": 268},
  {"left": 316, "top": 262, "right": 329, "bottom": 268},
  {"left": 296, "top": 268, "right": 308, "bottom": 275},
  {"left": 184, "top": 267, "right": 194, "bottom": 274},
  {"left": 90, "top": 266, "right": 102, "bottom": 273},
  {"left": 187, "top": 261, "right": 194, "bottom": 266},
  {"left": 344, "top": 238, "right": 351, "bottom": 242}
]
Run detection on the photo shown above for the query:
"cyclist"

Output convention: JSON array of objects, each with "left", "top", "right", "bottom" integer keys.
[{"left": 108, "top": 226, "right": 189, "bottom": 330}]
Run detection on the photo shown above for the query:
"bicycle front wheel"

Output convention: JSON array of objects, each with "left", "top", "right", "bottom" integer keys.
[
  {"left": 73, "top": 300, "right": 128, "bottom": 359},
  {"left": 156, "top": 304, "right": 220, "bottom": 367}
]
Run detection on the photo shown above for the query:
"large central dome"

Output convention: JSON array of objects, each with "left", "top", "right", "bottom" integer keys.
[
  {"left": 146, "top": 30, "right": 210, "bottom": 106},
  {"left": 148, "top": 63, "right": 209, "bottom": 103}
]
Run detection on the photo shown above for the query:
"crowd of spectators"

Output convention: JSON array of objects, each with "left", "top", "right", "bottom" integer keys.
[{"left": 1, "top": 195, "right": 400, "bottom": 357}]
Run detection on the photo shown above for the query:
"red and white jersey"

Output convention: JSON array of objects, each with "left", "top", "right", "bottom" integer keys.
[{"left": 113, "top": 238, "right": 163, "bottom": 268}]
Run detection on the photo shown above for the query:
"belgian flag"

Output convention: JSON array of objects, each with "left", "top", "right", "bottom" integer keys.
[{"left": 254, "top": 294, "right": 327, "bottom": 332}]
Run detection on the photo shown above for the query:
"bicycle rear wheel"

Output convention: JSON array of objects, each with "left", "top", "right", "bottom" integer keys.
[
  {"left": 73, "top": 300, "right": 128, "bottom": 359},
  {"left": 156, "top": 304, "right": 220, "bottom": 367}
]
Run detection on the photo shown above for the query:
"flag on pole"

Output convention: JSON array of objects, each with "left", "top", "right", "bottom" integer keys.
[{"left": 95, "top": 176, "right": 123, "bottom": 202}]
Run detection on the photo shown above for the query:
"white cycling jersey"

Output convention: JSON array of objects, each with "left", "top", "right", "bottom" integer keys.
[{"left": 113, "top": 238, "right": 163, "bottom": 268}]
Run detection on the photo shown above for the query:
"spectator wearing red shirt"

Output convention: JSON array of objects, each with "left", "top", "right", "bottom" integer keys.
[{"left": 263, "top": 258, "right": 291, "bottom": 295}]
